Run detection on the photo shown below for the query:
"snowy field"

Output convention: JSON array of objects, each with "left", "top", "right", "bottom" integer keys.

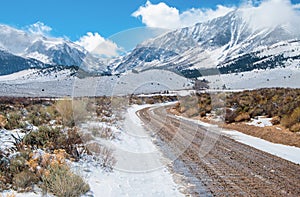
[
  {"left": 0, "top": 65, "right": 300, "bottom": 97},
  {"left": 202, "top": 64, "right": 300, "bottom": 89},
  {"left": 0, "top": 70, "right": 192, "bottom": 97}
]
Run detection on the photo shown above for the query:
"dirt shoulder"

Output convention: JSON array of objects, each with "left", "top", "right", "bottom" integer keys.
[{"left": 169, "top": 108, "right": 300, "bottom": 148}]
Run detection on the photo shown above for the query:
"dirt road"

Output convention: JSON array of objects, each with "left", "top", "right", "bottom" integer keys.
[{"left": 137, "top": 105, "right": 300, "bottom": 196}]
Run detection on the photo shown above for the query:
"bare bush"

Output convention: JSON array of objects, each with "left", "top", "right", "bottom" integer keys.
[
  {"left": 86, "top": 143, "right": 116, "bottom": 171},
  {"left": 91, "top": 126, "right": 116, "bottom": 140}
]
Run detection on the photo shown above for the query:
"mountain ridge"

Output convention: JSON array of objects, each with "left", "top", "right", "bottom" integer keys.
[{"left": 111, "top": 10, "right": 300, "bottom": 77}]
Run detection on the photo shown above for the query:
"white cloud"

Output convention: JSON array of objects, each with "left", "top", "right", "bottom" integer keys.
[
  {"left": 133, "top": 0, "right": 300, "bottom": 33},
  {"left": 132, "top": 1, "right": 235, "bottom": 29},
  {"left": 241, "top": 0, "right": 300, "bottom": 32},
  {"left": 28, "top": 21, "right": 52, "bottom": 35},
  {"left": 75, "top": 32, "right": 122, "bottom": 57},
  {"left": 132, "top": 1, "right": 180, "bottom": 29}
]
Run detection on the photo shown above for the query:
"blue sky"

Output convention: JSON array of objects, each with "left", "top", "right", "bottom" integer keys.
[
  {"left": 0, "top": 0, "right": 238, "bottom": 40},
  {"left": 1, "top": 0, "right": 300, "bottom": 55},
  {"left": 1, "top": 0, "right": 296, "bottom": 40}
]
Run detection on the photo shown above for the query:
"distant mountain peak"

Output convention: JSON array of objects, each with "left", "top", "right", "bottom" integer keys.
[{"left": 111, "top": 10, "right": 300, "bottom": 77}]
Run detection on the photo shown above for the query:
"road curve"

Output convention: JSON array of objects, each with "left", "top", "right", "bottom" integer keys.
[{"left": 137, "top": 105, "right": 300, "bottom": 197}]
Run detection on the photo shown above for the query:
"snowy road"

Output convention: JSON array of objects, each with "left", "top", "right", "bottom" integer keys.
[
  {"left": 83, "top": 103, "right": 185, "bottom": 197},
  {"left": 138, "top": 105, "right": 300, "bottom": 196}
]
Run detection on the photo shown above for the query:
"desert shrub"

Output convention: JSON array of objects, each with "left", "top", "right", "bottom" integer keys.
[
  {"left": 0, "top": 193, "right": 16, "bottom": 197},
  {"left": 225, "top": 109, "right": 238, "bottom": 123},
  {"left": 26, "top": 106, "right": 54, "bottom": 126},
  {"left": 23, "top": 126, "right": 63, "bottom": 149},
  {"left": 271, "top": 116, "right": 281, "bottom": 125},
  {"left": 290, "top": 123, "right": 300, "bottom": 132},
  {"left": 234, "top": 112, "right": 251, "bottom": 122},
  {"left": 0, "top": 115, "right": 8, "bottom": 128},
  {"left": 58, "top": 128, "right": 85, "bottom": 160},
  {"left": 42, "top": 163, "right": 90, "bottom": 197},
  {"left": 12, "top": 170, "right": 38, "bottom": 190},
  {"left": 9, "top": 154, "right": 29, "bottom": 175},
  {"left": 55, "top": 99, "right": 88, "bottom": 127},
  {"left": 249, "top": 107, "right": 264, "bottom": 117},
  {"left": 24, "top": 127, "right": 84, "bottom": 160},
  {"left": 4, "top": 112, "right": 24, "bottom": 130},
  {"left": 24, "top": 149, "right": 89, "bottom": 196},
  {"left": 214, "top": 108, "right": 224, "bottom": 116},
  {"left": 0, "top": 150, "right": 31, "bottom": 191},
  {"left": 185, "top": 108, "right": 199, "bottom": 117},
  {"left": 281, "top": 107, "right": 300, "bottom": 128},
  {"left": 91, "top": 126, "right": 116, "bottom": 140},
  {"left": 86, "top": 143, "right": 116, "bottom": 171}
]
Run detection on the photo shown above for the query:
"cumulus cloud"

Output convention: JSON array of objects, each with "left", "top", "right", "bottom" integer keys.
[
  {"left": 132, "top": 1, "right": 180, "bottom": 29},
  {"left": 27, "top": 21, "right": 52, "bottom": 35},
  {"left": 133, "top": 0, "right": 300, "bottom": 32},
  {"left": 75, "top": 32, "right": 122, "bottom": 57},
  {"left": 132, "top": 1, "right": 235, "bottom": 29}
]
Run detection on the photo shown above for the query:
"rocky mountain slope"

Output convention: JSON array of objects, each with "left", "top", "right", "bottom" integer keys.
[{"left": 112, "top": 10, "right": 300, "bottom": 78}]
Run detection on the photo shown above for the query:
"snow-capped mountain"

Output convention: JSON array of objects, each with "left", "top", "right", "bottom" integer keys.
[
  {"left": 112, "top": 10, "right": 300, "bottom": 77},
  {"left": 0, "top": 49, "right": 49, "bottom": 75},
  {"left": 0, "top": 24, "right": 86, "bottom": 64},
  {"left": 0, "top": 24, "right": 106, "bottom": 75}
]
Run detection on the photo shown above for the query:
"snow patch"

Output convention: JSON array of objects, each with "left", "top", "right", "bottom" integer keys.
[{"left": 246, "top": 116, "right": 273, "bottom": 127}]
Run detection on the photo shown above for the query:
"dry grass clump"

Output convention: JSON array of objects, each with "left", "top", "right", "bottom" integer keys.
[
  {"left": 91, "top": 126, "right": 116, "bottom": 140},
  {"left": 234, "top": 112, "right": 251, "bottom": 122},
  {"left": 55, "top": 98, "right": 88, "bottom": 127},
  {"left": 85, "top": 143, "right": 116, "bottom": 171}
]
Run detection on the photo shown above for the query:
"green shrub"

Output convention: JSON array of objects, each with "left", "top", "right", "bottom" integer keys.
[
  {"left": 4, "top": 112, "right": 24, "bottom": 130},
  {"left": 23, "top": 126, "right": 63, "bottom": 149}
]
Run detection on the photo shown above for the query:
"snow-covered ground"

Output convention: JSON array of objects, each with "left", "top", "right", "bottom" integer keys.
[
  {"left": 202, "top": 64, "right": 300, "bottom": 89},
  {"left": 75, "top": 103, "right": 183, "bottom": 196},
  {"left": 0, "top": 69, "right": 192, "bottom": 97},
  {"left": 0, "top": 129, "right": 25, "bottom": 154},
  {"left": 246, "top": 116, "right": 273, "bottom": 127},
  {"left": 174, "top": 115, "right": 300, "bottom": 165},
  {"left": 0, "top": 103, "right": 184, "bottom": 197}
]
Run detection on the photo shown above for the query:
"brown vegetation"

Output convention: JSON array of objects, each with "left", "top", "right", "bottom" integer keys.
[{"left": 173, "top": 88, "right": 300, "bottom": 132}]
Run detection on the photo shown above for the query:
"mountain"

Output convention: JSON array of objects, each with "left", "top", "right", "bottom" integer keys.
[
  {"left": 112, "top": 10, "right": 300, "bottom": 78},
  {"left": 0, "top": 25, "right": 106, "bottom": 75},
  {"left": 0, "top": 49, "right": 49, "bottom": 75}
]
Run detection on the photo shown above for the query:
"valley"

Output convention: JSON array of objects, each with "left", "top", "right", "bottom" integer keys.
[{"left": 1, "top": 1, "right": 300, "bottom": 196}]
